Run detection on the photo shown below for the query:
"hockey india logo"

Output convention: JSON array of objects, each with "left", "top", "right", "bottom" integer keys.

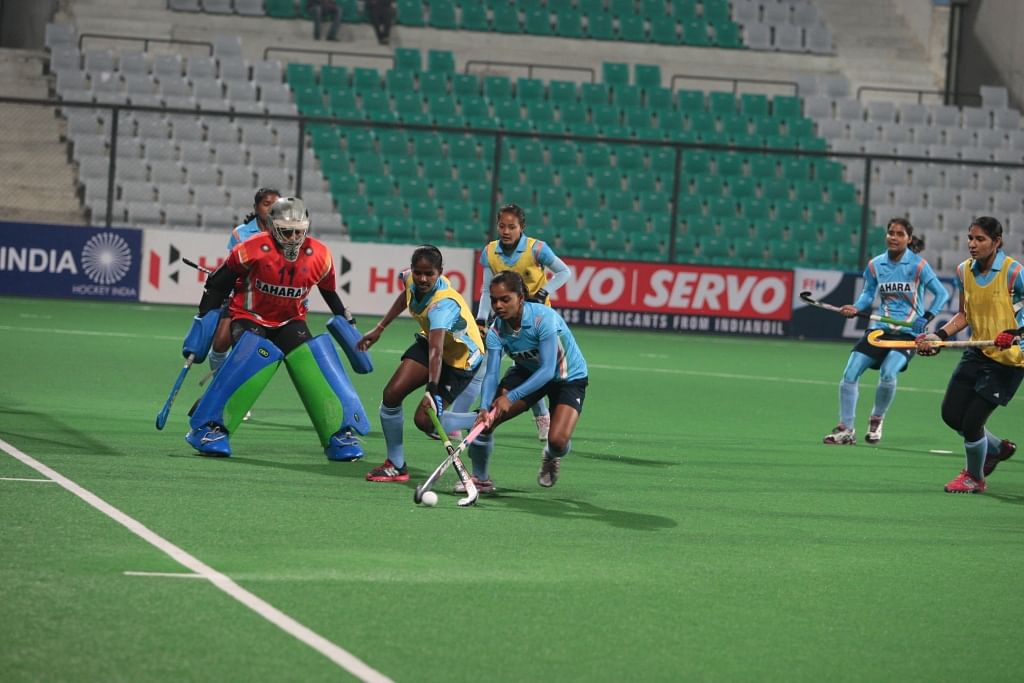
[{"left": 81, "top": 232, "right": 132, "bottom": 285}]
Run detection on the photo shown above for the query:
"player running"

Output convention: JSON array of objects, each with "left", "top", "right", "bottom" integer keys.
[
  {"left": 823, "top": 217, "right": 949, "bottom": 445},
  {"left": 357, "top": 245, "right": 485, "bottom": 483},
  {"left": 465, "top": 271, "right": 589, "bottom": 490},
  {"left": 449, "top": 203, "right": 572, "bottom": 441},
  {"left": 179, "top": 197, "right": 369, "bottom": 460},
  {"left": 916, "top": 216, "right": 1023, "bottom": 493}
]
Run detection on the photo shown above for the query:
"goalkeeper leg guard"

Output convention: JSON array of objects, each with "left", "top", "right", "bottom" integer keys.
[
  {"left": 187, "top": 331, "right": 282, "bottom": 456},
  {"left": 285, "top": 334, "right": 370, "bottom": 462}
]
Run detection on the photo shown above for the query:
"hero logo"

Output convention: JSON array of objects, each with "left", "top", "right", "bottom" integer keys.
[{"left": 82, "top": 232, "right": 132, "bottom": 285}]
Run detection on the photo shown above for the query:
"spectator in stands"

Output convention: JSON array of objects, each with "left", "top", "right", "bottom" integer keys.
[
  {"left": 306, "top": 0, "right": 341, "bottom": 41},
  {"left": 365, "top": 0, "right": 394, "bottom": 45}
]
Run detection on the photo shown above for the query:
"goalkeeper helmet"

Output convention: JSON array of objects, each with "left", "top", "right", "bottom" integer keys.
[{"left": 268, "top": 197, "right": 310, "bottom": 261}]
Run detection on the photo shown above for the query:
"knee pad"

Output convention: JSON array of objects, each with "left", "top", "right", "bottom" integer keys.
[
  {"left": 190, "top": 331, "right": 283, "bottom": 435},
  {"left": 285, "top": 334, "right": 371, "bottom": 448}
]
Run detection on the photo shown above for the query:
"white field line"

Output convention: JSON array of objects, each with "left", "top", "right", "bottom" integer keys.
[
  {"left": 0, "top": 323, "right": 945, "bottom": 394},
  {"left": 1, "top": 477, "right": 56, "bottom": 483},
  {"left": 0, "top": 438, "right": 394, "bottom": 683},
  {"left": 123, "top": 571, "right": 205, "bottom": 579}
]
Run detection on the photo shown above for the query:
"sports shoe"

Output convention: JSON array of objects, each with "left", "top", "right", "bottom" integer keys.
[
  {"left": 453, "top": 476, "right": 495, "bottom": 494},
  {"left": 823, "top": 424, "right": 856, "bottom": 445},
  {"left": 365, "top": 459, "right": 409, "bottom": 482},
  {"left": 944, "top": 469, "right": 986, "bottom": 494},
  {"left": 535, "top": 414, "right": 550, "bottom": 441},
  {"left": 865, "top": 416, "right": 884, "bottom": 444},
  {"left": 185, "top": 422, "right": 231, "bottom": 457},
  {"left": 538, "top": 453, "right": 561, "bottom": 488},
  {"left": 983, "top": 439, "right": 1016, "bottom": 476},
  {"left": 325, "top": 430, "right": 363, "bottom": 462}
]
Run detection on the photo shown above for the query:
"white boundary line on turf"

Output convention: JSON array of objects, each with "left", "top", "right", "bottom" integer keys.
[
  {"left": 1, "top": 476, "right": 56, "bottom": 483},
  {"left": 0, "top": 438, "right": 394, "bottom": 683},
  {"left": 123, "top": 571, "right": 205, "bottom": 579}
]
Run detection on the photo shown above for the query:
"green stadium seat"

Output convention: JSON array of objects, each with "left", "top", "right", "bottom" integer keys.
[
  {"left": 807, "top": 203, "right": 837, "bottom": 224},
  {"left": 554, "top": 9, "right": 584, "bottom": 38},
  {"left": 604, "top": 189, "right": 635, "bottom": 211},
  {"left": 483, "top": 75, "right": 513, "bottom": 100},
  {"left": 788, "top": 223, "right": 819, "bottom": 243},
  {"left": 638, "top": 191, "right": 670, "bottom": 213},
  {"left": 320, "top": 65, "right": 349, "bottom": 90},
  {"left": 418, "top": 220, "right": 451, "bottom": 244},
  {"left": 548, "top": 141, "right": 579, "bottom": 167},
  {"left": 460, "top": 3, "right": 489, "bottom": 30},
  {"left": 585, "top": 11, "right": 615, "bottom": 40},
  {"left": 362, "top": 174, "right": 396, "bottom": 199},
  {"left": 651, "top": 21, "right": 680, "bottom": 45},
  {"left": 685, "top": 215, "right": 716, "bottom": 236},
  {"left": 381, "top": 215, "right": 417, "bottom": 244},
  {"left": 266, "top": 0, "right": 298, "bottom": 18},
  {"left": 686, "top": 111, "right": 716, "bottom": 135},
  {"left": 388, "top": 156, "right": 420, "bottom": 179},
  {"left": 752, "top": 220, "right": 786, "bottom": 241},
  {"left": 393, "top": 47, "right": 422, "bottom": 72},
  {"left": 701, "top": 0, "right": 731, "bottom": 23},
  {"left": 347, "top": 215, "right": 381, "bottom": 241},
  {"left": 560, "top": 227, "right": 593, "bottom": 253},
  {"left": 492, "top": 4, "right": 521, "bottom": 33},
  {"left": 515, "top": 77, "right": 545, "bottom": 103},
  {"left": 775, "top": 200, "right": 804, "bottom": 224},
  {"left": 797, "top": 137, "right": 828, "bottom": 152},
  {"left": 570, "top": 187, "right": 602, "bottom": 210},
  {"left": 712, "top": 21, "right": 742, "bottom": 48},
  {"left": 617, "top": 210, "right": 647, "bottom": 234},
  {"left": 617, "top": 15, "right": 647, "bottom": 42},
  {"left": 728, "top": 177, "right": 757, "bottom": 199},
  {"left": 739, "top": 198, "right": 772, "bottom": 221},
  {"left": 674, "top": 234, "right": 697, "bottom": 261},
  {"left": 603, "top": 62, "right": 630, "bottom": 86},
  {"left": 700, "top": 236, "right": 731, "bottom": 259},
  {"left": 581, "top": 83, "right": 610, "bottom": 106},
  {"left": 681, "top": 20, "right": 710, "bottom": 45},
  {"left": 537, "top": 185, "right": 569, "bottom": 209},
  {"left": 524, "top": 8, "right": 554, "bottom": 35},
  {"left": 768, "top": 239, "right": 800, "bottom": 262},
  {"left": 581, "top": 208, "right": 613, "bottom": 229},
  {"left": 583, "top": 143, "right": 613, "bottom": 167},
  {"left": 428, "top": 0, "right": 457, "bottom": 29},
  {"left": 708, "top": 91, "right": 737, "bottom": 115},
  {"left": 649, "top": 148, "right": 678, "bottom": 176},
  {"left": 644, "top": 86, "right": 674, "bottom": 112},
  {"left": 786, "top": 118, "right": 815, "bottom": 139},
  {"left": 427, "top": 49, "right": 455, "bottom": 73},
  {"left": 675, "top": 89, "right": 705, "bottom": 113},
  {"left": 548, "top": 80, "right": 578, "bottom": 104},
  {"left": 453, "top": 222, "right": 487, "bottom": 246},
  {"left": 772, "top": 95, "right": 802, "bottom": 119},
  {"left": 836, "top": 244, "right": 862, "bottom": 270},
  {"left": 524, "top": 163, "right": 557, "bottom": 186},
  {"left": 444, "top": 201, "right": 476, "bottom": 223},
  {"left": 545, "top": 207, "right": 579, "bottom": 230},
  {"left": 803, "top": 242, "right": 836, "bottom": 266},
  {"left": 407, "top": 197, "right": 438, "bottom": 220},
  {"left": 595, "top": 229, "right": 627, "bottom": 254},
  {"left": 558, "top": 102, "right": 587, "bottom": 126},
  {"left": 286, "top": 62, "right": 317, "bottom": 87},
  {"left": 734, "top": 238, "right": 765, "bottom": 261},
  {"left": 828, "top": 182, "right": 858, "bottom": 204},
  {"left": 612, "top": 84, "right": 643, "bottom": 108},
  {"left": 814, "top": 159, "right": 845, "bottom": 184},
  {"left": 386, "top": 69, "right": 418, "bottom": 94},
  {"left": 671, "top": 0, "right": 698, "bottom": 20}
]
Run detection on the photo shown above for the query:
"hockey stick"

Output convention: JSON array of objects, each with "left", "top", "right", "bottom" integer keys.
[
  {"left": 423, "top": 404, "right": 495, "bottom": 507},
  {"left": 182, "top": 257, "right": 213, "bottom": 275},
  {"left": 415, "top": 411, "right": 495, "bottom": 505},
  {"left": 155, "top": 353, "right": 195, "bottom": 430},
  {"left": 799, "top": 291, "right": 915, "bottom": 328},
  {"left": 866, "top": 328, "right": 1024, "bottom": 349}
]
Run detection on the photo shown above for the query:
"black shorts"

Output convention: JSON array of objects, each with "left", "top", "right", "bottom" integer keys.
[
  {"left": 231, "top": 318, "right": 311, "bottom": 355},
  {"left": 948, "top": 348, "right": 1024, "bottom": 407},
  {"left": 499, "top": 365, "right": 589, "bottom": 414},
  {"left": 852, "top": 329, "right": 915, "bottom": 372},
  {"left": 401, "top": 335, "right": 479, "bottom": 404}
]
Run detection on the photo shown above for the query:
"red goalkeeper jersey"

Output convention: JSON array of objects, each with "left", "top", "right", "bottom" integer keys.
[{"left": 225, "top": 233, "right": 336, "bottom": 328}]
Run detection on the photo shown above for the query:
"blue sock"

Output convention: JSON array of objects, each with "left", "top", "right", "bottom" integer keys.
[
  {"left": 379, "top": 404, "right": 404, "bottom": 468},
  {"left": 468, "top": 432, "right": 493, "bottom": 480},
  {"left": 871, "top": 379, "right": 897, "bottom": 418},
  {"left": 984, "top": 429, "right": 1003, "bottom": 456},
  {"left": 965, "top": 436, "right": 987, "bottom": 480},
  {"left": 839, "top": 380, "right": 858, "bottom": 428},
  {"left": 451, "top": 365, "right": 483, "bottom": 413},
  {"left": 532, "top": 396, "right": 549, "bottom": 418},
  {"left": 208, "top": 349, "right": 229, "bottom": 375},
  {"left": 545, "top": 439, "right": 571, "bottom": 460}
]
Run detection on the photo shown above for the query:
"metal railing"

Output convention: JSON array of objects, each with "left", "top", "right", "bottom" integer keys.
[
  {"left": 264, "top": 46, "right": 395, "bottom": 69},
  {"left": 12, "top": 94, "right": 1024, "bottom": 269},
  {"left": 669, "top": 73, "right": 798, "bottom": 96},
  {"left": 856, "top": 85, "right": 983, "bottom": 106},
  {"left": 464, "top": 60, "right": 595, "bottom": 82},
  {"left": 78, "top": 33, "right": 214, "bottom": 55}
]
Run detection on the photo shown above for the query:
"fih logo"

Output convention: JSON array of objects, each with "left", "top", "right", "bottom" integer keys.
[{"left": 81, "top": 232, "right": 132, "bottom": 285}]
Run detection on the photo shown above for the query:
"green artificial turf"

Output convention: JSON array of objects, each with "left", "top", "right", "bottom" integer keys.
[{"left": 1, "top": 296, "right": 1022, "bottom": 682}]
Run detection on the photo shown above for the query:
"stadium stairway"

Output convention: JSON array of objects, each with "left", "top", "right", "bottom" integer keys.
[{"left": 0, "top": 47, "right": 84, "bottom": 224}]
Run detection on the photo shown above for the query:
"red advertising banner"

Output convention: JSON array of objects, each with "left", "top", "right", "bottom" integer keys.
[{"left": 474, "top": 256, "right": 795, "bottom": 336}]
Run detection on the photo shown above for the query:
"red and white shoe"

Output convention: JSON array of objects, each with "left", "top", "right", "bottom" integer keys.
[
  {"left": 944, "top": 469, "right": 986, "bottom": 494},
  {"left": 365, "top": 459, "right": 409, "bottom": 482},
  {"left": 823, "top": 424, "right": 855, "bottom": 445},
  {"left": 983, "top": 439, "right": 1016, "bottom": 476}
]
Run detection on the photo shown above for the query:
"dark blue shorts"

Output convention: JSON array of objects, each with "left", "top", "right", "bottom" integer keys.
[
  {"left": 948, "top": 347, "right": 1024, "bottom": 407},
  {"left": 499, "top": 365, "right": 589, "bottom": 414},
  {"left": 401, "top": 335, "right": 479, "bottom": 404}
]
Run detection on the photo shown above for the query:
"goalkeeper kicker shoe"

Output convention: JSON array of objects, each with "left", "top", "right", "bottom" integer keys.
[
  {"left": 537, "top": 453, "right": 561, "bottom": 488},
  {"left": 944, "top": 469, "right": 986, "bottom": 494},
  {"left": 454, "top": 476, "right": 495, "bottom": 494},
  {"left": 185, "top": 423, "right": 231, "bottom": 457},
  {"left": 983, "top": 439, "right": 1016, "bottom": 476},
  {"left": 823, "top": 425, "right": 856, "bottom": 445},
  {"left": 865, "top": 416, "right": 884, "bottom": 444},
  {"left": 326, "top": 430, "right": 363, "bottom": 462},
  {"left": 365, "top": 459, "right": 409, "bottom": 482},
  {"left": 535, "top": 414, "right": 550, "bottom": 441}
]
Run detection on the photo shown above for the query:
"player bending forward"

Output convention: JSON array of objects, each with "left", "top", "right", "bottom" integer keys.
[
  {"left": 180, "top": 197, "right": 371, "bottom": 460},
  {"left": 462, "top": 271, "right": 589, "bottom": 491}
]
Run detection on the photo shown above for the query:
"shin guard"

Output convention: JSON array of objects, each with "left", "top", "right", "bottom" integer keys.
[
  {"left": 285, "top": 334, "right": 370, "bottom": 461},
  {"left": 187, "top": 331, "right": 283, "bottom": 455}
]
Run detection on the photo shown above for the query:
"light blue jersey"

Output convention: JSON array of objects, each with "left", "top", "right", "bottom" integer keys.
[
  {"left": 227, "top": 217, "right": 262, "bottom": 251},
  {"left": 480, "top": 302, "right": 587, "bottom": 406},
  {"left": 853, "top": 249, "right": 949, "bottom": 330}
]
